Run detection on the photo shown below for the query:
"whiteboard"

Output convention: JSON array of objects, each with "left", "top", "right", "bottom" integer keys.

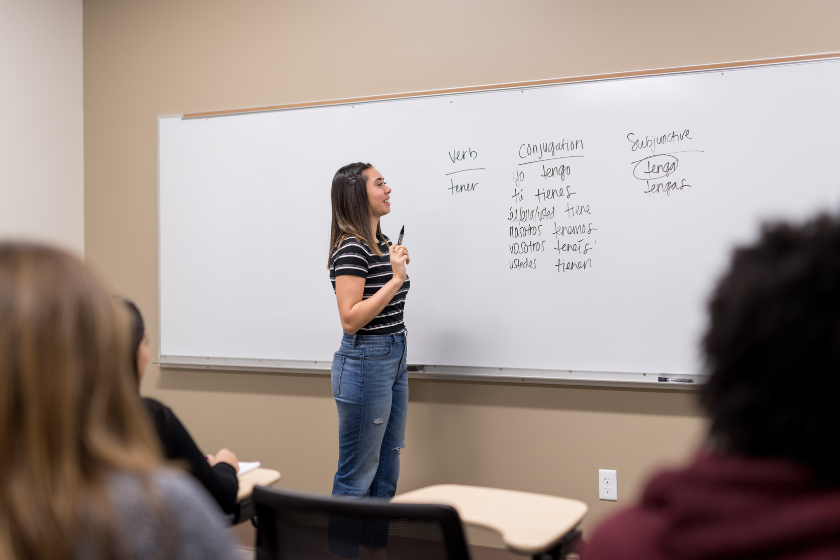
[{"left": 159, "top": 57, "right": 840, "bottom": 386}]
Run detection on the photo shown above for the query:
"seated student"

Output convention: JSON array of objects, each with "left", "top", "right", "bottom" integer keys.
[
  {"left": 122, "top": 299, "right": 241, "bottom": 515},
  {"left": 584, "top": 214, "right": 840, "bottom": 559},
  {"left": 0, "top": 242, "right": 237, "bottom": 560}
]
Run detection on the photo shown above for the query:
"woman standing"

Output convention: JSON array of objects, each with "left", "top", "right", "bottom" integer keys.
[{"left": 328, "top": 162, "right": 411, "bottom": 500}]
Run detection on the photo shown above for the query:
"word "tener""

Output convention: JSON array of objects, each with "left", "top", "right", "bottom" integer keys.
[{"left": 450, "top": 179, "right": 477, "bottom": 194}]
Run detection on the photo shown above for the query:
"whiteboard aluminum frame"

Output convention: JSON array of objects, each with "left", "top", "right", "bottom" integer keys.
[
  {"left": 155, "top": 356, "right": 700, "bottom": 389},
  {"left": 158, "top": 52, "right": 840, "bottom": 388}
]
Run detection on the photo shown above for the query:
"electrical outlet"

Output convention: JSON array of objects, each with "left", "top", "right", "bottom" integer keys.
[{"left": 599, "top": 469, "right": 617, "bottom": 501}]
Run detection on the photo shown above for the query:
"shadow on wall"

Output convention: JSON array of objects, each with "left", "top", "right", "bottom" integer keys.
[
  {"left": 158, "top": 367, "right": 331, "bottom": 398},
  {"left": 158, "top": 368, "right": 702, "bottom": 418},
  {"left": 409, "top": 379, "right": 702, "bottom": 417}
]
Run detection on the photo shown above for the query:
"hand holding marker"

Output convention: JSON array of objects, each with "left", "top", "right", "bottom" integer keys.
[{"left": 390, "top": 226, "right": 409, "bottom": 283}]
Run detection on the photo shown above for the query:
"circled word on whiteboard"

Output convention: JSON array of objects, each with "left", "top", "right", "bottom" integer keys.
[{"left": 633, "top": 154, "right": 679, "bottom": 180}]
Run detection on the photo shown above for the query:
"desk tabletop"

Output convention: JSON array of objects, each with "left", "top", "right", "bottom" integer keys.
[
  {"left": 237, "top": 468, "right": 281, "bottom": 501},
  {"left": 392, "top": 484, "right": 587, "bottom": 555}
]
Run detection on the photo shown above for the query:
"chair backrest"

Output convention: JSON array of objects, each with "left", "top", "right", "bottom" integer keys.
[{"left": 253, "top": 486, "right": 471, "bottom": 560}]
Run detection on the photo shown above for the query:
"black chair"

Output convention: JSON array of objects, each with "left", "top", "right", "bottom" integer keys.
[
  {"left": 253, "top": 486, "right": 471, "bottom": 560},
  {"left": 229, "top": 497, "right": 256, "bottom": 525}
]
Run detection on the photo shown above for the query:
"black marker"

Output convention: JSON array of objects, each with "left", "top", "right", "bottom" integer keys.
[
  {"left": 397, "top": 226, "right": 404, "bottom": 246},
  {"left": 658, "top": 377, "right": 694, "bottom": 384}
]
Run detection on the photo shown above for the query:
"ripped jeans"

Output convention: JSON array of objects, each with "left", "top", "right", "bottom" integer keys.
[{"left": 331, "top": 331, "right": 408, "bottom": 499}]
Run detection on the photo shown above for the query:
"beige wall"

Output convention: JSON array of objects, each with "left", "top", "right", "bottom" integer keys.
[
  {"left": 83, "top": 0, "right": 840, "bottom": 541},
  {"left": 1, "top": 0, "right": 83, "bottom": 254}
]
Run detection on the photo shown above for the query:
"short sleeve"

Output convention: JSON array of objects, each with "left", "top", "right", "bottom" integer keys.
[{"left": 332, "top": 239, "right": 369, "bottom": 278}]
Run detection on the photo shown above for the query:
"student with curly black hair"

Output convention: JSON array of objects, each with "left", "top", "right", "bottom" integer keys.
[{"left": 585, "top": 213, "right": 840, "bottom": 560}]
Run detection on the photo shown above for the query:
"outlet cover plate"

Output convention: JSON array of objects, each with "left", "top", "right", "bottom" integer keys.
[{"left": 599, "top": 469, "right": 617, "bottom": 501}]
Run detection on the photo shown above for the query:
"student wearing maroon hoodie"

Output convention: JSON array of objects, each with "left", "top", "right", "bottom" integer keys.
[{"left": 584, "top": 214, "right": 840, "bottom": 560}]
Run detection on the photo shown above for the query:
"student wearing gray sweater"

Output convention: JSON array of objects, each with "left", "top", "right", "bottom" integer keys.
[{"left": 76, "top": 471, "right": 237, "bottom": 560}]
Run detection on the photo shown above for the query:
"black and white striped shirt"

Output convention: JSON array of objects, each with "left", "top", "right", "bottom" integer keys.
[{"left": 330, "top": 235, "right": 410, "bottom": 335}]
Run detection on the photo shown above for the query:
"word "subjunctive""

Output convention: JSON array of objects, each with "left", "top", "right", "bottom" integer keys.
[{"left": 627, "top": 129, "right": 692, "bottom": 153}]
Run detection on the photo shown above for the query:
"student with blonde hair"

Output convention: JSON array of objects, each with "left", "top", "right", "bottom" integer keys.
[{"left": 0, "top": 242, "right": 238, "bottom": 560}]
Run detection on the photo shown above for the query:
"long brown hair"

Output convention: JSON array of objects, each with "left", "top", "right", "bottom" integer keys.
[
  {"left": 327, "top": 162, "right": 387, "bottom": 267},
  {"left": 0, "top": 243, "right": 164, "bottom": 560}
]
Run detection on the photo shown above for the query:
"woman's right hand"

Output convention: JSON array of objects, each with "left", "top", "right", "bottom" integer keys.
[{"left": 390, "top": 244, "right": 410, "bottom": 283}]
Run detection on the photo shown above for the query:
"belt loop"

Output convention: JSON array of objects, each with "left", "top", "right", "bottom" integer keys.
[
  {"left": 391, "top": 334, "right": 396, "bottom": 347},
  {"left": 352, "top": 334, "right": 357, "bottom": 348}
]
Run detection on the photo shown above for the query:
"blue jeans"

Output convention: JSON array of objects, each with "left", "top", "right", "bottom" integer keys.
[{"left": 331, "top": 331, "right": 408, "bottom": 499}]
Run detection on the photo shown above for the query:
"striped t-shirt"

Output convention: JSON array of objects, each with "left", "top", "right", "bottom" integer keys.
[{"left": 330, "top": 235, "right": 410, "bottom": 335}]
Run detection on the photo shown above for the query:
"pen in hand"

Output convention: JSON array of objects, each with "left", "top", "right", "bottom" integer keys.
[{"left": 397, "top": 225, "right": 404, "bottom": 246}]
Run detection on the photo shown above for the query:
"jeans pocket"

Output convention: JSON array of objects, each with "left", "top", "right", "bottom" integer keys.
[
  {"left": 365, "top": 344, "right": 394, "bottom": 360},
  {"left": 331, "top": 355, "right": 345, "bottom": 397}
]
